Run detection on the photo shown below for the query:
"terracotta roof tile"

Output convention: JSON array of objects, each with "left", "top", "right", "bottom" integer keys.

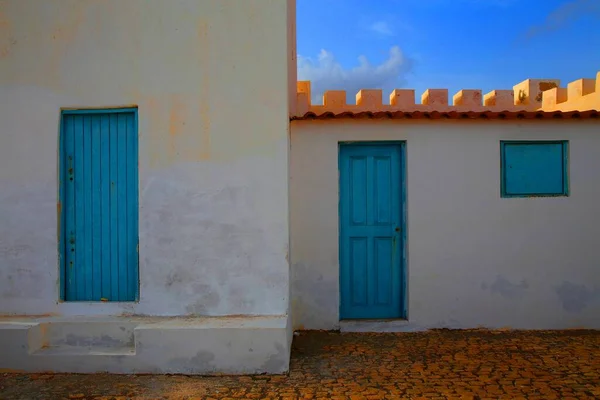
[{"left": 291, "top": 110, "right": 600, "bottom": 121}]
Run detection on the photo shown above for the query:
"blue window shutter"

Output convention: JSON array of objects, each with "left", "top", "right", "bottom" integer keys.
[{"left": 501, "top": 141, "right": 569, "bottom": 198}]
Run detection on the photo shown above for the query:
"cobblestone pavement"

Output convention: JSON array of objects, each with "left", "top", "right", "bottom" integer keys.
[{"left": 1, "top": 329, "right": 600, "bottom": 399}]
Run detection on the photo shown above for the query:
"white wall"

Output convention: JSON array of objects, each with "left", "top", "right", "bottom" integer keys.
[
  {"left": 0, "top": 0, "right": 293, "bottom": 316},
  {"left": 290, "top": 119, "right": 600, "bottom": 330}
]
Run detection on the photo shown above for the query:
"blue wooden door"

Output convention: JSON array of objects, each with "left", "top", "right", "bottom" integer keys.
[
  {"left": 339, "top": 143, "right": 405, "bottom": 319},
  {"left": 61, "top": 109, "right": 139, "bottom": 301}
]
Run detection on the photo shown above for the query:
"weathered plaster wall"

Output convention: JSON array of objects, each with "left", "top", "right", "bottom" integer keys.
[
  {"left": 0, "top": 0, "right": 293, "bottom": 316},
  {"left": 290, "top": 120, "right": 600, "bottom": 330},
  {"left": 287, "top": 0, "right": 298, "bottom": 117}
]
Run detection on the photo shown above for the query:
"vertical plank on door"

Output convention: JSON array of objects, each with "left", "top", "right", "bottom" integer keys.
[
  {"left": 73, "top": 115, "right": 85, "bottom": 301},
  {"left": 126, "top": 113, "right": 139, "bottom": 301},
  {"left": 83, "top": 116, "right": 93, "bottom": 299},
  {"left": 91, "top": 116, "right": 102, "bottom": 299},
  {"left": 63, "top": 115, "right": 76, "bottom": 301},
  {"left": 100, "top": 114, "right": 111, "bottom": 299},
  {"left": 108, "top": 113, "right": 120, "bottom": 301},
  {"left": 116, "top": 114, "right": 128, "bottom": 300}
]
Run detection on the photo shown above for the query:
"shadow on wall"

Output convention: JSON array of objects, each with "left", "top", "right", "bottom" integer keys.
[
  {"left": 481, "top": 275, "right": 529, "bottom": 299},
  {"left": 481, "top": 276, "right": 600, "bottom": 313},
  {"left": 554, "top": 281, "right": 600, "bottom": 313}
]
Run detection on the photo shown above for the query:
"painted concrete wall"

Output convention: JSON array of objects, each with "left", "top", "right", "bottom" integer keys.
[
  {"left": 290, "top": 119, "right": 600, "bottom": 330},
  {"left": 0, "top": 0, "right": 293, "bottom": 317}
]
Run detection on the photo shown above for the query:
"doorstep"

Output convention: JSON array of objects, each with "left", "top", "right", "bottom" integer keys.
[
  {"left": 339, "top": 319, "right": 426, "bottom": 333},
  {"left": 0, "top": 315, "right": 291, "bottom": 374}
]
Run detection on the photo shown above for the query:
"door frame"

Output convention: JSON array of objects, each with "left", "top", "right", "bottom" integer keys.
[
  {"left": 58, "top": 107, "right": 140, "bottom": 302},
  {"left": 338, "top": 141, "right": 408, "bottom": 320}
]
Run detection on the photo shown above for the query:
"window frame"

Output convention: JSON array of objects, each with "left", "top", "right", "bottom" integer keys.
[{"left": 500, "top": 140, "right": 569, "bottom": 198}]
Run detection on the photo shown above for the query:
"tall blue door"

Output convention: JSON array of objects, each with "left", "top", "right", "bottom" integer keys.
[
  {"left": 61, "top": 109, "right": 139, "bottom": 301},
  {"left": 339, "top": 143, "right": 405, "bottom": 319}
]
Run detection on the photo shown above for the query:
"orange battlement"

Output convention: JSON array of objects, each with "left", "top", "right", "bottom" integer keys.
[
  {"left": 294, "top": 70, "right": 600, "bottom": 117},
  {"left": 542, "top": 73, "right": 600, "bottom": 112}
]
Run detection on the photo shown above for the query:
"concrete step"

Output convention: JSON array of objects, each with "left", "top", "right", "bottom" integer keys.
[
  {"left": 0, "top": 322, "right": 41, "bottom": 355},
  {"left": 32, "top": 346, "right": 136, "bottom": 356},
  {"left": 39, "top": 319, "right": 136, "bottom": 349},
  {"left": 0, "top": 315, "right": 291, "bottom": 374}
]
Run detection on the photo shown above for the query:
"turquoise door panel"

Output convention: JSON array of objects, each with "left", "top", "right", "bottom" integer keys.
[
  {"left": 339, "top": 143, "right": 405, "bottom": 319},
  {"left": 60, "top": 109, "right": 139, "bottom": 301}
]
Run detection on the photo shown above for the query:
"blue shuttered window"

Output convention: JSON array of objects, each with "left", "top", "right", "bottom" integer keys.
[
  {"left": 500, "top": 141, "right": 569, "bottom": 198},
  {"left": 60, "top": 108, "right": 139, "bottom": 301}
]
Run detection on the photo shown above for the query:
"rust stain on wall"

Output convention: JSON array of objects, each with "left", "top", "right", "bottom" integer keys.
[
  {"left": 197, "top": 20, "right": 211, "bottom": 161},
  {"left": 51, "top": 4, "right": 86, "bottom": 43},
  {"left": 39, "top": 323, "right": 49, "bottom": 349},
  {"left": 0, "top": 314, "right": 60, "bottom": 319},
  {"left": 168, "top": 95, "right": 187, "bottom": 161},
  {"left": 47, "top": 2, "right": 88, "bottom": 87},
  {"left": 145, "top": 96, "right": 163, "bottom": 168},
  {"left": 0, "top": 3, "right": 15, "bottom": 59},
  {"left": 0, "top": 368, "right": 29, "bottom": 373}
]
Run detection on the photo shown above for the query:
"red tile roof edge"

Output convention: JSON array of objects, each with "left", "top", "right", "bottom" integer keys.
[{"left": 291, "top": 110, "right": 600, "bottom": 121}]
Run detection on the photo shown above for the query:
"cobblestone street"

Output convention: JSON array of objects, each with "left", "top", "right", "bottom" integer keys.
[{"left": 1, "top": 329, "right": 599, "bottom": 399}]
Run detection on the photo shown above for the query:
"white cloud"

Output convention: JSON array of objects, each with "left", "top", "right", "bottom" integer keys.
[
  {"left": 297, "top": 46, "right": 414, "bottom": 104},
  {"left": 370, "top": 21, "right": 394, "bottom": 36}
]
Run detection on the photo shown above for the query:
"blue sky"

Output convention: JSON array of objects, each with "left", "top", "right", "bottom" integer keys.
[{"left": 297, "top": 0, "right": 600, "bottom": 104}]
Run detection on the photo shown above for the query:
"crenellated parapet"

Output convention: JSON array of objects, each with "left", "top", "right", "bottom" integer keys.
[
  {"left": 294, "top": 70, "right": 600, "bottom": 116},
  {"left": 513, "top": 79, "right": 561, "bottom": 107},
  {"left": 483, "top": 90, "right": 514, "bottom": 108},
  {"left": 541, "top": 73, "right": 600, "bottom": 112}
]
